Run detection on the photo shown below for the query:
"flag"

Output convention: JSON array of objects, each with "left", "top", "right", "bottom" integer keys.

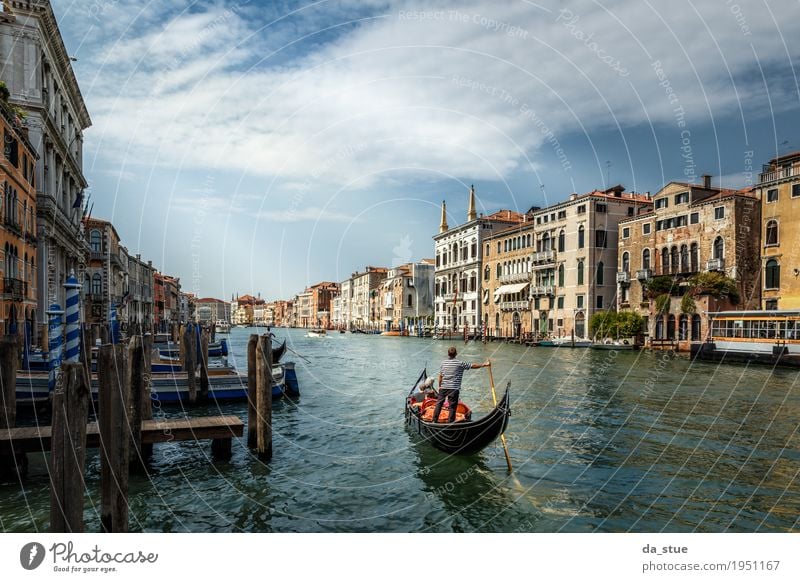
[{"left": 72, "top": 190, "right": 83, "bottom": 209}]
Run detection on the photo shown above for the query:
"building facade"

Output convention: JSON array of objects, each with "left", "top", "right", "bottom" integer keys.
[
  {"left": 433, "top": 188, "right": 524, "bottom": 335},
  {"left": 309, "top": 281, "right": 339, "bottom": 329},
  {"left": 83, "top": 217, "right": 125, "bottom": 327},
  {"left": 758, "top": 152, "right": 800, "bottom": 310},
  {"left": 295, "top": 290, "right": 313, "bottom": 328},
  {"left": 125, "top": 253, "right": 154, "bottom": 330},
  {"left": 0, "top": 98, "right": 38, "bottom": 338},
  {"left": 351, "top": 266, "right": 387, "bottom": 330},
  {"left": 482, "top": 218, "right": 537, "bottom": 339},
  {"left": 617, "top": 179, "right": 760, "bottom": 346},
  {"left": 0, "top": 2, "right": 92, "bottom": 338},
  {"left": 379, "top": 260, "right": 436, "bottom": 332}
]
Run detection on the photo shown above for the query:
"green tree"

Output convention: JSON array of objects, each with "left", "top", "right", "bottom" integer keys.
[
  {"left": 688, "top": 272, "right": 740, "bottom": 304},
  {"left": 644, "top": 275, "right": 677, "bottom": 298},
  {"left": 589, "top": 311, "right": 617, "bottom": 339},
  {"left": 616, "top": 311, "right": 644, "bottom": 337}
]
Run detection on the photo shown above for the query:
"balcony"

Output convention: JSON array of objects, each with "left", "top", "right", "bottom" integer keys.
[
  {"left": 3, "top": 216, "right": 22, "bottom": 236},
  {"left": 532, "top": 250, "right": 556, "bottom": 264},
  {"left": 440, "top": 293, "right": 455, "bottom": 302},
  {"left": 89, "top": 250, "right": 104, "bottom": 262},
  {"left": 759, "top": 163, "right": 800, "bottom": 185},
  {"left": 3, "top": 278, "right": 26, "bottom": 300},
  {"left": 616, "top": 271, "right": 630, "bottom": 284},
  {"left": 499, "top": 272, "right": 530, "bottom": 284},
  {"left": 500, "top": 300, "right": 529, "bottom": 311},
  {"left": 530, "top": 285, "right": 555, "bottom": 297},
  {"left": 636, "top": 269, "right": 653, "bottom": 281},
  {"left": 706, "top": 258, "right": 725, "bottom": 272}
]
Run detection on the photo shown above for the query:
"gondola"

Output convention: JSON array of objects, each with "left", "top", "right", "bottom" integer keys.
[
  {"left": 272, "top": 339, "right": 287, "bottom": 363},
  {"left": 404, "top": 369, "right": 510, "bottom": 455}
]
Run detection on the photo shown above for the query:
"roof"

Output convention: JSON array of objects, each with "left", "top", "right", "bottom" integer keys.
[
  {"left": 768, "top": 151, "right": 800, "bottom": 165},
  {"left": 484, "top": 209, "right": 526, "bottom": 222}
]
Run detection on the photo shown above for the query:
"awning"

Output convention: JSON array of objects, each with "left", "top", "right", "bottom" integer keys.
[{"left": 493, "top": 282, "right": 530, "bottom": 297}]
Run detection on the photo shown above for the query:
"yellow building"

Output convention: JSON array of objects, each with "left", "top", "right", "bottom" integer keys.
[{"left": 758, "top": 151, "right": 800, "bottom": 309}]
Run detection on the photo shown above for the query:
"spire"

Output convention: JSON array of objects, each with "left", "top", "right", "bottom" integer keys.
[
  {"left": 439, "top": 200, "right": 448, "bottom": 233},
  {"left": 467, "top": 184, "right": 477, "bottom": 221}
]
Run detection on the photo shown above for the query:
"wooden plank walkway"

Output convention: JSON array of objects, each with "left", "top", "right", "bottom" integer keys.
[{"left": 0, "top": 415, "right": 243, "bottom": 453}]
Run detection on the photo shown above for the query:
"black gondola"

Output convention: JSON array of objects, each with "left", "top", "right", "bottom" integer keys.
[
  {"left": 272, "top": 339, "right": 287, "bottom": 363},
  {"left": 404, "top": 369, "right": 510, "bottom": 455}
]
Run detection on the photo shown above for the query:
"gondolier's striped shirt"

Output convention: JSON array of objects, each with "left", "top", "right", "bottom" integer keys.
[{"left": 439, "top": 359, "right": 472, "bottom": 391}]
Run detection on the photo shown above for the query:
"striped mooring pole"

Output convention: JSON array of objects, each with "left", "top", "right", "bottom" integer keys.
[
  {"left": 46, "top": 303, "right": 64, "bottom": 393},
  {"left": 109, "top": 304, "right": 120, "bottom": 344},
  {"left": 64, "top": 270, "right": 82, "bottom": 363}
]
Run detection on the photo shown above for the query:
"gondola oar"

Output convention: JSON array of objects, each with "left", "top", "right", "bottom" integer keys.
[
  {"left": 285, "top": 345, "right": 311, "bottom": 364},
  {"left": 488, "top": 362, "right": 513, "bottom": 473}
]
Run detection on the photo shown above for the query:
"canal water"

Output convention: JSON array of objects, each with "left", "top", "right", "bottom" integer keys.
[{"left": 1, "top": 328, "right": 798, "bottom": 532}]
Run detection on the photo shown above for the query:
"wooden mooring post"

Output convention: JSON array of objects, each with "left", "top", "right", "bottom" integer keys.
[
  {"left": 0, "top": 336, "right": 21, "bottom": 479},
  {"left": 255, "top": 334, "right": 273, "bottom": 461},
  {"left": 97, "top": 343, "right": 131, "bottom": 533},
  {"left": 246, "top": 334, "right": 258, "bottom": 448},
  {"left": 128, "top": 336, "right": 148, "bottom": 472},
  {"left": 49, "top": 362, "right": 90, "bottom": 533},
  {"left": 199, "top": 327, "right": 210, "bottom": 401},
  {"left": 183, "top": 324, "right": 197, "bottom": 403}
]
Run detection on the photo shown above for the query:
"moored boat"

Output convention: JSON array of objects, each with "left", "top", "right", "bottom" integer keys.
[
  {"left": 404, "top": 370, "right": 510, "bottom": 455},
  {"left": 214, "top": 320, "right": 231, "bottom": 334},
  {"left": 537, "top": 336, "right": 592, "bottom": 348},
  {"left": 307, "top": 328, "right": 327, "bottom": 338},
  {"left": 590, "top": 339, "right": 637, "bottom": 350}
]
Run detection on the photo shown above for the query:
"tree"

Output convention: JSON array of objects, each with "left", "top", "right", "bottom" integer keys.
[
  {"left": 644, "top": 275, "right": 677, "bottom": 299},
  {"left": 589, "top": 311, "right": 644, "bottom": 339},
  {"left": 687, "top": 272, "right": 740, "bottom": 305}
]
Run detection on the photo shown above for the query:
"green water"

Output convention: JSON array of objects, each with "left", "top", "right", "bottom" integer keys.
[{"left": 1, "top": 328, "right": 798, "bottom": 532}]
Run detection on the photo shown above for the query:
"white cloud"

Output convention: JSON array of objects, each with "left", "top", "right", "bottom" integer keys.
[{"left": 75, "top": 0, "right": 800, "bottom": 194}]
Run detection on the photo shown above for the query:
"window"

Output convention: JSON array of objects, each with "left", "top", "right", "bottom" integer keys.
[
  {"left": 577, "top": 205, "right": 586, "bottom": 214},
  {"left": 655, "top": 197, "right": 668, "bottom": 209},
  {"left": 596, "top": 261, "right": 604, "bottom": 285},
  {"left": 578, "top": 225, "right": 585, "bottom": 248},
  {"left": 497, "top": 242, "right": 501, "bottom": 253},
  {"left": 557, "top": 297, "right": 564, "bottom": 309},
  {"left": 765, "top": 259, "right": 780, "bottom": 289},
  {"left": 91, "top": 273, "right": 102, "bottom": 295},
  {"left": 793, "top": 184, "right": 800, "bottom": 198},
  {"left": 661, "top": 247, "right": 669, "bottom": 274},
  {"left": 536, "top": 217, "right": 542, "bottom": 225},
  {"left": 690, "top": 212, "right": 699, "bottom": 224},
  {"left": 496, "top": 264, "right": 502, "bottom": 278},
  {"left": 656, "top": 220, "right": 664, "bottom": 231},
  {"left": 627, "top": 207, "right": 634, "bottom": 216},
  {"left": 642, "top": 248, "right": 651, "bottom": 270},
  {"left": 674, "top": 191, "right": 689, "bottom": 204},
  {"left": 643, "top": 223, "right": 651, "bottom": 235},
  {"left": 484, "top": 265, "right": 491, "bottom": 281},
  {"left": 558, "top": 230, "right": 565, "bottom": 252},
  {"left": 3, "top": 130, "right": 19, "bottom": 167},
  {"left": 558, "top": 264, "right": 565, "bottom": 287},
  {"left": 485, "top": 244, "right": 490, "bottom": 257},
  {"left": 558, "top": 210, "right": 566, "bottom": 220},
  {"left": 767, "top": 189, "right": 778, "bottom": 202},
  {"left": 675, "top": 215, "right": 688, "bottom": 227},
  {"left": 679, "top": 315, "right": 688, "bottom": 340},
  {"left": 670, "top": 246, "right": 679, "bottom": 272},
  {"left": 667, "top": 315, "right": 676, "bottom": 340},
  {"left": 690, "top": 242, "right": 699, "bottom": 272},
  {"left": 765, "top": 299, "right": 778, "bottom": 310},
  {"left": 714, "top": 206, "right": 725, "bottom": 220},
  {"left": 622, "top": 227, "right": 630, "bottom": 239},
  {"left": 577, "top": 295, "right": 584, "bottom": 309},
  {"left": 407, "top": 294, "right": 413, "bottom": 307},
  {"left": 594, "top": 229, "right": 607, "bottom": 249},
  {"left": 89, "top": 230, "right": 102, "bottom": 253},
  {"left": 691, "top": 314, "right": 702, "bottom": 340},
  {"left": 471, "top": 241, "right": 477, "bottom": 258},
  {"left": 596, "top": 295, "right": 604, "bottom": 309},
  {"left": 622, "top": 252, "right": 630, "bottom": 273},
  {"left": 766, "top": 220, "right": 779, "bottom": 246},
  {"left": 577, "top": 259, "right": 584, "bottom": 285},
  {"left": 680, "top": 245, "right": 689, "bottom": 272},
  {"left": 596, "top": 203, "right": 607, "bottom": 213},
  {"left": 713, "top": 236, "right": 724, "bottom": 260}
]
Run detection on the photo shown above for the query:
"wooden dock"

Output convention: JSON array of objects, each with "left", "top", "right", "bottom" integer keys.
[{"left": 0, "top": 415, "right": 243, "bottom": 454}]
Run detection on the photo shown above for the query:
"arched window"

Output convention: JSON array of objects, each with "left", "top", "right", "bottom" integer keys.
[
  {"left": 670, "top": 246, "right": 679, "bottom": 272},
  {"left": 496, "top": 263, "right": 502, "bottom": 278},
  {"left": 596, "top": 261, "right": 604, "bottom": 285},
  {"left": 766, "top": 220, "right": 779, "bottom": 246},
  {"left": 679, "top": 315, "right": 688, "bottom": 340},
  {"left": 91, "top": 273, "right": 102, "bottom": 295},
  {"left": 642, "top": 248, "right": 651, "bottom": 270},
  {"left": 622, "top": 252, "right": 630, "bottom": 273},
  {"left": 527, "top": 234, "right": 532, "bottom": 247},
  {"left": 558, "top": 230, "right": 565, "bottom": 252},
  {"left": 765, "top": 259, "right": 780, "bottom": 289},
  {"left": 680, "top": 245, "right": 689, "bottom": 273},
  {"left": 667, "top": 314, "right": 676, "bottom": 339},
  {"left": 691, "top": 314, "right": 702, "bottom": 341},
  {"left": 90, "top": 230, "right": 102, "bottom": 253},
  {"left": 484, "top": 265, "right": 491, "bottom": 281},
  {"left": 558, "top": 264, "right": 565, "bottom": 287},
  {"left": 661, "top": 248, "right": 669, "bottom": 274},
  {"left": 577, "top": 259, "right": 584, "bottom": 285},
  {"left": 713, "top": 236, "right": 724, "bottom": 260},
  {"left": 655, "top": 317, "right": 664, "bottom": 339},
  {"left": 542, "top": 232, "right": 550, "bottom": 251},
  {"left": 578, "top": 225, "right": 585, "bottom": 249},
  {"left": 690, "top": 243, "right": 699, "bottom": 272}
]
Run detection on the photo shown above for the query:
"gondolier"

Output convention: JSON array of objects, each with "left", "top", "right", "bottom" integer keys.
[{"left": 432, "top": 347, "right": 489, "bottom": 423}]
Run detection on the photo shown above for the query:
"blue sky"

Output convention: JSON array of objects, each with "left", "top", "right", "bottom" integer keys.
[{"left": 51, "top": 0, "right": 800, "bottom": 300}]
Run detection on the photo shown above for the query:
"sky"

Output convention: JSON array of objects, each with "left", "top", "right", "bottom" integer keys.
[{"left": 50, "top": 0, "right": 800, "bottom": 301}]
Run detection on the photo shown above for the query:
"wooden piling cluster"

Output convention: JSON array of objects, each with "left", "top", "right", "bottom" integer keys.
[
  {"left": 248, "top": 333, "right": 273, "bottom": 461},
  {"left": 1, "top": 332, "right": 244, "bottom": 533}
]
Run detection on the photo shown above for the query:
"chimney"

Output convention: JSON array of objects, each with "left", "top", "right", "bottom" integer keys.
[
  {"left": 702, "top": 174, "right": 712, "bottom": 189},
  {"left": 569, "top": 193, "right": 577, "bottom": 201}
]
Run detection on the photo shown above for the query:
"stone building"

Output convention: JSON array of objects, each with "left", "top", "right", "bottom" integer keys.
[
  {"left": 126, "top": 253, "right": 154, "bottom": 330},
  {"left": 294, "top": 289, "right": 313, "bottom": 328},
  {"left": 309, "top": 281, "right": 339, "bottom": 329},
  {"left": 758, "top": 151, "right": 800, "bottom": 309},
  {"left": 0, "top": 97, "right": 38, "bottom": 339},
  {"left": 527, "top": 186, "right": 652, "bottom": 340},
  {"left": 351, "top": 266, "right": 387, "bottom": 330},
  {"left": 482, "top": 217, "right": 537, "bottom": 339},
  {"left": 83, "top": 217, "right": 125, "bottom": 327},
  {"left": 433, "top": 186, "right": 523, "bottom": 335},
  {"left": 0, "top": 2, "right": 92, "bottom": 336},
  {"left": 153, "top": 272, "right": 180, "bottom": 332},
  {"left": 195, "top": 297, "right": 230, "bottom": 325},
  {"left": 617, "top": 178, "right": 760, "bottom": 347},
  {"left": 379, "top": 260, "right": 435, "bottom": 333}
]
